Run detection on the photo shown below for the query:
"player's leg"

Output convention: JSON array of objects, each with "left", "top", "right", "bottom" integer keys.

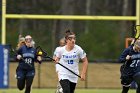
[
  {"left": 16, "top": 67, "right": 26, "bottom": 90},
  {"left": 69, "top": 81, "right": 76, "bottom": 93},
  {"left": 133, "top": 72, "right": 140, "bottom": 93},
  {"left": 120, "top": 65, "right": 133, "bottom": 93},
  {"left": 136, "top": 86, "right": 140, "bottom": 93},
  {"left": 55, "top": 71, "right": 63, "bottom": 93},
  {"left": 121, "top": 76, "right": 133, "bottom": 93},
  {"left": 17, "top": 78, "right": 25, "bottom": 90},
  {"left": 24, "top": 69, "right": 35, "bottom": 93},
  {"left": 55, "top": 82, "right": 63, "bottom": 93},
  {"left": 122, "top": 86, "right": 130, "bottom": 93},
  {"left": 24, "top": 76, "right": 34, "bottom": 93},
  {"left": 60, "top": 79, "right": 70, "bottom": 93}
]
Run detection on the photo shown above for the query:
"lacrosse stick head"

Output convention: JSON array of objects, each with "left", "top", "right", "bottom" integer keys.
[
  {"left": 131, "top": 25, "right": 140, "bottom": 45},
  {"left": 36, "top": 46, "right": 48, "bottom": 57},
  {"left": 134, "top": 25, "right": 140, "bottom": 39}
]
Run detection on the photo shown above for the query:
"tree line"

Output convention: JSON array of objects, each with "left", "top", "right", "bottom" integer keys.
[{"left": 0, "top": 0, "right": 136, "bottom": 61}]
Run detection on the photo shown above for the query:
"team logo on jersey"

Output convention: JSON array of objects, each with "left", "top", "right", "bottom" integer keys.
[
  {"left": 62, "top": 55, "right": 77, "bottom": 58},
  {"left": 131, "top": 54, "right": 140, "bottom": 59}
]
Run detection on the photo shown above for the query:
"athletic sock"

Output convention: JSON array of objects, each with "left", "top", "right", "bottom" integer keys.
[{"left": 122, "top": 86, "right": 130, "bottom": 93}]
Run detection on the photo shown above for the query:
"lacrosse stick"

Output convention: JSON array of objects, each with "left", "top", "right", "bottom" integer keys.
[{"left": 36, "top": 46, "right": 81, "bottom": 78}]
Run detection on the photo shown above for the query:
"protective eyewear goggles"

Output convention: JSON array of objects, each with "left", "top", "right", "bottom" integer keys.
[
  {"left": 25, "top": 38, "right": 32, "bottom": 42},
  {"left": 67, "top": 35, "right": 76, "bottom": 40}
]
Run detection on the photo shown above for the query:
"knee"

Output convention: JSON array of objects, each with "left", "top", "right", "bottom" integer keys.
[
  {"left": 17, "top": 79, "right": 25, "bottom": 90},
  {"left": 18, "top": 85, "right": 24, "bottom": 90},
  {"left": 63, "top": 89, "right": 70, "bottom": 93},
  {"left": 62, "top": 87, "right": 70, "bottom": 93},
  {"left": 26, "top": 84, "right": 31, "bottom": 89}
]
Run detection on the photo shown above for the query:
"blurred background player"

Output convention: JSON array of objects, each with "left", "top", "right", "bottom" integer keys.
[
  {"left": 53, "top": 37, "right": 65, "bottom": 93},
  {"left": 53, "top": 30, "right": 88, "bottom": 93},
  {"left": 119, "top": 39, "right": 140, "bottom": 93},
  {"left": 16, "top": 35, "right": 42, "bottom": 93},
  {"left": 16, "top": 35, "right": 25, "bottom": 50}
]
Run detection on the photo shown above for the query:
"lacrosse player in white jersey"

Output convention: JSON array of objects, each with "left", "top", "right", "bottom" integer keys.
[{"left": 54, "top": 30, "right": 88, "bottom": 93}]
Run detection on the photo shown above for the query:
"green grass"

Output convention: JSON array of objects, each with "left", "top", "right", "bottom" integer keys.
[{"left": 0, "top": 89, "right": 135, "bottom": 93}]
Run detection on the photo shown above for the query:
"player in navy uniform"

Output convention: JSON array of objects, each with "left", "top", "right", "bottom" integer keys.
[
  {"left": 16, "top": 35, "right": 42, "bottom": 93},
  {"left": 119, "top": 39, "right": 140, "bottom": 93}
]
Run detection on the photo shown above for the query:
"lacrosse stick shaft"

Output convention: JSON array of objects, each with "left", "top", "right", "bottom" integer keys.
[
  {"left": 36, "top": 46, "right": 81, "bottom": 78},
  {"left": 46, "top": 56, "right": 81, "bottom": 78}
]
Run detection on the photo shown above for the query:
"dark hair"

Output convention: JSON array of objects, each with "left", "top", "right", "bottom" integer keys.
[{"left": 65, "top": 30, "right": 75, "bottom": 39}]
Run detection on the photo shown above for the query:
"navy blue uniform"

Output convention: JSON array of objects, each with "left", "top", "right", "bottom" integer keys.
[
  {"left": 119, "top": 45, "right": 140, "bottom": 93},
  {"left": 16, "top": 45, "right": 37, "bottom": 78},
  {"left": 17, "top": 44, "right": 37, "bottom": 69},
  {"left": 119, "top": 46, "right": 134, "bottom": 86},
  {"left": 16, "top": 45, "right": 38, "bottom": 93}
]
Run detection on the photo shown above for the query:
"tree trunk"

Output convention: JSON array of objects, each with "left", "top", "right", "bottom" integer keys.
[
  {"left": 120, "top": 0, "right": 129, "bottom": 44},
  {"left": 59, "top": 0, "right": 74, "bottom": 38},
  {"left": 85, "top": 0, "right": 91, "bottom": 34}
]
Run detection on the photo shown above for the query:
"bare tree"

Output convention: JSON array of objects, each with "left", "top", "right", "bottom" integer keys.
[
  {"left": 85, "top": 0, "right": 91, "bottom": 34},
  {"left": 120, "top": 0, "right": 129, "bottom": 40},
  {"left": 59, "top": 0, "right": 74, "bottom": 38}
]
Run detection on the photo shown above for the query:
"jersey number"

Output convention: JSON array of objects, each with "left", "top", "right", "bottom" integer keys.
[
  {"left": 67, "top": 60, "right": 74, "bottom": 64},
  {"left": 130, "top": 60, "right": 140, "bottom": 67},
  {"left": 25, "top": 58, "right": 32, "bottom": 64}
]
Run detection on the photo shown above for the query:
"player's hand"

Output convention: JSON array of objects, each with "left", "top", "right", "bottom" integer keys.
[
  {"left": 80, "top": 73, "right": 86, "bottom": 81},
  {"left": 17, "top": 55, "right": 22, "bottom": 60},
  {"left": 53, "top": 57, "right": 59, "bottom": 63},
  {"left": 37, "top": 56, "right": 42, "bottom": 61},
  {"left": 126, "top": 55, "right": 131, "bottom": 61},
  {"left": 54, "top": 59, "right": 59, "bottom": 64}
]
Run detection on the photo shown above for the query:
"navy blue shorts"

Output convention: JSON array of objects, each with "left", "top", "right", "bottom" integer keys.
[
  {"left": 120, "top": 65, "right": 134, "bottom": 86},
  {"left": 16, "top": 67, "right": 35, "bottom": 79}
]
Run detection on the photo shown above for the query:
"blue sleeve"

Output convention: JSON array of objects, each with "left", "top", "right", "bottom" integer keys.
[
  {"left": 17, "top": 47, "right": 22, "bottom": 55},
  {"left": 119, "top": 47, "right": 131, "bottom": 63}
]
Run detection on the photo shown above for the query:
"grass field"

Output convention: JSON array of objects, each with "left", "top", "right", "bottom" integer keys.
[{"left": 0, "top": 89, "right": 135, "bottom": 93}]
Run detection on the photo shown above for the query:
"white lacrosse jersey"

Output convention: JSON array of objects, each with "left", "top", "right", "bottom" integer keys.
[{"left": 55, "top": 44, "right": 86, "bottom": 83}]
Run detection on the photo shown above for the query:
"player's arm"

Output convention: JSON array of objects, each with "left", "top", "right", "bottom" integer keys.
[
  {"left": 53, "top": 47, "right": 61, "bottom": 63},
  {"left": 119, "top": 47, "right": 131, "bottom": 63},
  {"left": 81, "top": 56, "right": 88, "bottom": 81},
  {"left": 78, "top": 46, "right": 88, "bottom": 81},
  {"left": 53, "top": 56, "right": 60, "bottom": 64},
  {"left": 16, "top": 47, "right": 22, "bottom": 60}
]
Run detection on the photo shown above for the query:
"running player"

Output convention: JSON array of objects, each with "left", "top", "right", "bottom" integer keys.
[
  {"left": 54, "top": 30, "right": 88, "bottom": 93},
  {"left": 119, "top": 39, "right": 140, "bottom": 93},
  {"left": 16, "top": 35, "right": 42, "bottom": 93}
]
